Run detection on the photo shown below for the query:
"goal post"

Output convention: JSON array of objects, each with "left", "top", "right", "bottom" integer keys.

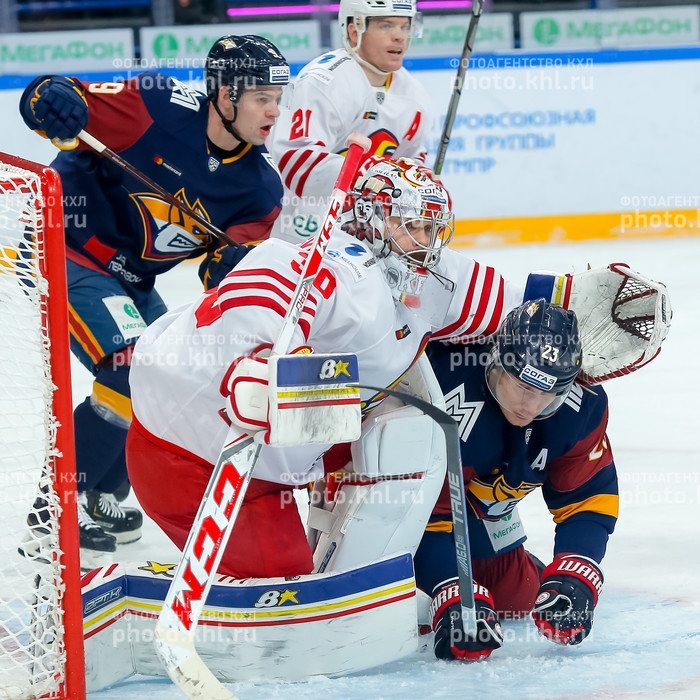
[{"left": 0, "top": 152, "right": 85, "bottom": 700}]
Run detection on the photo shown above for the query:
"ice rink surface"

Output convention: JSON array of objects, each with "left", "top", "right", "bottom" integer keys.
[{"left": 74, "top": 235, "right": 700, "bottom": 699}]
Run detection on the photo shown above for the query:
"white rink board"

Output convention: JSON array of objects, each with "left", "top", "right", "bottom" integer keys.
[{"left": 2, "top": 48, "right": 700, "bottom": 225}]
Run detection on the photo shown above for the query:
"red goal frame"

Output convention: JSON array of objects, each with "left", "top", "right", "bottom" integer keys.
[{"left": 0, "top": 152, "right": 86, "bottom": 700}]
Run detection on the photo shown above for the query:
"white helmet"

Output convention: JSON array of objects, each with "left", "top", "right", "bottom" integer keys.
[
  {"left": 348, "top": 159, "right": 454, "bottom": 306},
  {"left": 338, "top": 0, "right": 421, "bottom": 54}
]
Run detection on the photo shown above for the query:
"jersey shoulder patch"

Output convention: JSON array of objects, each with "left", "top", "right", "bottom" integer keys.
[
  {"left": 299, "top": 51, "right": 355, "bottom": 86},
  {"left": 326, "top": 241, "right": 375, "bottom": 282},
  {"left": 443, "top": 383, "right": 484, "bottom": 442}
]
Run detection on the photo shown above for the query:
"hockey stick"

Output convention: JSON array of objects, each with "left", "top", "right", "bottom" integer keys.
[
  {"left": 53, "top": 130, "right": 236, "bottom": 246},
  {"left": 362, "top": 384, "right": 477, "bottom": 637},
  {"left": 433, "top": 0, "right": 484, "bottom": 176},
  {"left": 153, "top": 136, "right": 369, "bottom": 700}
]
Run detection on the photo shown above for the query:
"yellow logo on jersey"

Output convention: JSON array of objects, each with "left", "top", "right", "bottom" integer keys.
[{"left": 130, "top": 188, "right": 210, "bottom": 260}]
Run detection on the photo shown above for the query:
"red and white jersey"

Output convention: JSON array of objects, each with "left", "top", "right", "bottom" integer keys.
[
  {"left": 130, "top": 232, "right": 522, "bottom": 486},
  {"left": 268, "top": 49, "right": 430, "bottom": 244}
]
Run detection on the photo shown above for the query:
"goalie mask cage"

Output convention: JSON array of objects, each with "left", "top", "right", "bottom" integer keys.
[{"left": 0, "top": 152, "right": 85, "bottom": 700}]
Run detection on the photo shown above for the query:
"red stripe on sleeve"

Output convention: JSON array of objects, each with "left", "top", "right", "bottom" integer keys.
[
  {"left": 436, "top": 264, "right": 480, "bottom": 338},
  {"left": 296, "top": 152, "right": 330, "bottom": 196}
]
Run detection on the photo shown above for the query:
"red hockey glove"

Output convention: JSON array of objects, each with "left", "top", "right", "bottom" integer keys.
[
  {"left": 431, "top": 577, "right": 503, "bottom": 661},
  {"left": 532, "top": 555, "right": 603, "bottom": 646},
  {"left": 20, "top": 76, "right": 88, "bottom": 141}
]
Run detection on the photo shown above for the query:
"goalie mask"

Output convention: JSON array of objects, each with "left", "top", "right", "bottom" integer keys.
[
  {"left": 205, "top": 35, "right": 290, "bottom": 104},
  {"left": 339, "top": 0, "right": 423, "bottom": 58},
  {"left": 486, "top": 299, "right": 583, "bottom": 422},
  {"left": 349, "top": 159, "right": 454, "bottom": 306}
]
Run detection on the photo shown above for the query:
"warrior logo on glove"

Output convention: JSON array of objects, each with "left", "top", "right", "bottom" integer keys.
[{"left": 532, "top": 555, "right": 604, "bottom": 646}]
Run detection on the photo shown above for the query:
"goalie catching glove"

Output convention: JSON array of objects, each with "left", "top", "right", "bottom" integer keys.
[
  {"left": 20, "top": 75, "right": 88, "bottom": 141},
  {"left": 525, "top": 262, "right": 671, "bottom": 385},
  {"left": 532, "top": 555, "right": 603, "bottom": 646},
  {"left": 221, "top": 349, "right": 362, "bottom": 447},
  {"left": 431, "top": 578, "right": 503, "bottom": 661}
]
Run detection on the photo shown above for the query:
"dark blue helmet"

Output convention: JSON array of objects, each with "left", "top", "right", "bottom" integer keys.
[
  {"left": 205, "top": 35, "right": 290, "bottom": 103},
  {"left": 486, "top": 299, "right": 582, "bottom": 419},
  {"left": 498, "top": 298, "right": 582, "bottom": 391}
]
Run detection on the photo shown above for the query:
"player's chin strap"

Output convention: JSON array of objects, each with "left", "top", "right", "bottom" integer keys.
[
  {"left": 348, "top": 46, "right": 391, "bottom": 81},
  {"left": 209, "top": 91, "right": 247, "bottom": 144},
  {"left": 525, "top": 262, "right": 672, "bottom": 385}
]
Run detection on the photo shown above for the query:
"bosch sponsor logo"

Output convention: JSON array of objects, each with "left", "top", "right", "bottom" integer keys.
[{"left": 520, "top": 364, "right": 556, "bottom": 391}]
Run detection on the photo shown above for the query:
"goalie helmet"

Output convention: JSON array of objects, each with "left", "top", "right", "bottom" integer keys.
[
  {"left": 205, "top": 35, "right": 290, "bottom": 103},
  {"left": 348, "top": 158, "right": 455, "bottom": 307},
  {"left": 338, "top": 0, "right": 421, "bottom": 54},
  {"left": 486, "top": 299, "right": 583, "bottom": 420}
]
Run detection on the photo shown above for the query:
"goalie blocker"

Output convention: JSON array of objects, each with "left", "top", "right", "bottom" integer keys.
[{"left": 223, "top": 350, "right": 362, "bottom": 446}]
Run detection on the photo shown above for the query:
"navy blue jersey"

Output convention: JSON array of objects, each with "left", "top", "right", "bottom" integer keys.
[
  {"left": 52, "top": 73, "right": 283, "bottom": 293},
  {"left": 424, "top": 340, "right": 618, "bottom": 565}
]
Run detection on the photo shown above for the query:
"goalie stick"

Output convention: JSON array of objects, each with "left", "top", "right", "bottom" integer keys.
[
  {"left": 153, "top": 135, "right": 369, "bottom": 700},
  {"left": 53, "top": 130, "right": 236, "bottom": 246},
  {"left": 433, "top": 0, "right": 484, "bottom": 176},
  {"left": 362, "top": 384, "right": 477, "bottom": 637}
]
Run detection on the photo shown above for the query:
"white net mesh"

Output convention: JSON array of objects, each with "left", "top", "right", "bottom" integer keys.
[{"left": 0, "top": 163, "right": 67, "bottom": 699}]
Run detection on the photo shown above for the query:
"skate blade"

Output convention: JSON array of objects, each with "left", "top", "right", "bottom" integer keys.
[
  {"left": 17, "top": 530, "right": 52, "bottom": 564},
  {"left": 80, "top": 547, "right": 114, "bottom": 573},
  {"left": 114, "top": 527, "right": 142, "bottom": 545}
]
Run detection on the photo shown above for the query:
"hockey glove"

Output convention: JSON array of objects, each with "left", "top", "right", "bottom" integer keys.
[
  {"left": 532, "top": 555, "right": 603, "bottom": 646},
  {"left": 199, "top": 243, "right": 255, "bottom": 290},
  {"left": 19, "top": 75, "right": 88, "bottom": 141},
  {"left": 431, "top": 577, "right": 503, "bottom": 661}
]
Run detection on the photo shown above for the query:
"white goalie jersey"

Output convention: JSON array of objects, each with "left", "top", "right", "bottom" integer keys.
[
  {"left": 129, "top": 231, "right": 522, "bottom": 487},
  {"left": 268, "top": 49, "right": 431, "bottom": 243}
]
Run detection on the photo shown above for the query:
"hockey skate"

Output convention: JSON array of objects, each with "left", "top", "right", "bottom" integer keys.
[
  {"left": 85, "top": 490, "right": 143, "bottom": 544},
  {"left": 18, "top": 494, "right": 117, "bottom": 572}
]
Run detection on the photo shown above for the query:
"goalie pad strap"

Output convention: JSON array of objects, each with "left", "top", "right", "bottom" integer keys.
[{"left": 307, "top": 505, "right": 336, "bottom": 534}]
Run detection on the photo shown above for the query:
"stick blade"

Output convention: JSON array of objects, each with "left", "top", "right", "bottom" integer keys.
[{"left": 154, "top": 623, "right": 238, "bottom": 700}]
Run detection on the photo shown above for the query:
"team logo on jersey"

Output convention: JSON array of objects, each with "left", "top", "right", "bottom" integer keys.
[
  {"left": 467, "top": 474, "right": 541, "bottom": 520},
  {"left": 208, "top": 156, "right": 220, "bottom": 172},
  {"left": 340, "top": 129, "right": 400, "bottom": 159},
  {"left": 376, "top": 92, "right": 385, "bottom": 104},
  {"left": 130, "top": 188, "right": 210, "bottom": 260},
  {"left": 444, "top": 384, "right": 484, "bottom": 442},
  {"left": 395, "top": 324, "right": 411, "bottom": 340},
  {"left": 169, "top": 77, "right": 202, "bottom": 112},
  {"left": 363, "top": 111, "right": 378, "bottom": 120}
]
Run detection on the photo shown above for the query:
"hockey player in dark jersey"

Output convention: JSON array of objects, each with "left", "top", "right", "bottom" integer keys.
[
  {"left": 17, "top": 35, "right": 290, "bottom": 568},
  {"left": 415, "top": 299, "right": 618, "bottom": 661}
]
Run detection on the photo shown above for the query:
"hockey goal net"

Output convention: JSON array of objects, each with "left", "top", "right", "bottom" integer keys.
[{"left": 0, "top": 153, "right": 85, "bottom": 699}]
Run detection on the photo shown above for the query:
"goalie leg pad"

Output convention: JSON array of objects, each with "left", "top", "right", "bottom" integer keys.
[
  {"left": 83, "top": 555, "right": 418, "bottom": 688},
  {"left": 311, "top": 400, "right": 447, "bottom": 573}
]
